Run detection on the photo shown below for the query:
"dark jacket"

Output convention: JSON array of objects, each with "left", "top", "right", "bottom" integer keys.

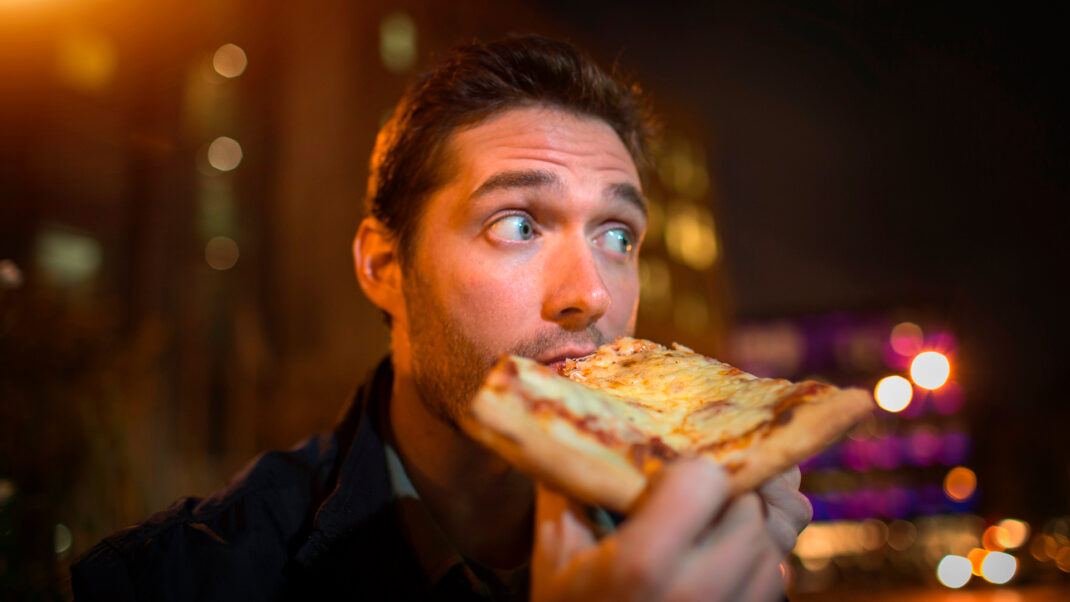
[{"left": 70, "top": 358, "right": 501, "bottom": 601}]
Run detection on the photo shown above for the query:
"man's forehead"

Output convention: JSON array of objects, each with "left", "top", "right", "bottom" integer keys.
[{"left": 442, "top": 105, "right": 641, "bottom": 188}]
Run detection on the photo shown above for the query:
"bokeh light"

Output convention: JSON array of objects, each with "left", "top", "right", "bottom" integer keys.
[
  {"left": 213, "top": 43, "right": 247, "bottom": 78},
  {"left": 936, "top": 554, "right": 972, "bottom": 588},
  {"left": 890, "top": 321, "right": 923, "bottom": 356},
  {"left": 874, "top": 375, "right": 912, "bottom": 412},
  {"left": 665, "top": 203, "right": 718, "bottom": 270},
  {"left": 997, "top": 519, "right": 1030, "bottom": 549},
  {"left": 911, "top": 351, "right": 950, "bottom": 389},
  {"left": 983, "top": 525, "right": 1008, "bottom": 551},
  {"left": 943, "top": 466, "right": 977, "bottom": 502},
  {"left": 205, "top": 236, "right": 239, "bottom": 270},
  {"left": 967, "top": 547, "right": 988, "bottom": 576},
  {"left": 56, "top": 28, "right": 117, "bottom": 92},
  {"left": 54, "top": 523, "right": 72, "bottom": 555},
  {"left": 380, "top": 12, "right": 417, "bottom": 73},
  {"left": 980, "top": 551, "right": 1016, "bottom": 584},
  {"left": 207, "top": 136, "right": 243, "bottom": 171}
]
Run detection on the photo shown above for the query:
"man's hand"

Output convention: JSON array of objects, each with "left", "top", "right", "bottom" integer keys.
[
  {"left": 531, "top": 459, "right": 786, "bottom": 602},
  {"left": 757, "top": 466, "right": 813, "bottom": 556}
]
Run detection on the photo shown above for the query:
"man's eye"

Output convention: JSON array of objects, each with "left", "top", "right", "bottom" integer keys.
[
  {"left": 488, "top": 215, "right": 536, "bottom": 241},
  {"left": 596, "top": 227, "right": 634, "bottom": 255}
]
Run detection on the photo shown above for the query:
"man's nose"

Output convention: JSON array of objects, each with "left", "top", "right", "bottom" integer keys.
[{"left": 541, "top": 236, "right": 611, "bottom": 331}]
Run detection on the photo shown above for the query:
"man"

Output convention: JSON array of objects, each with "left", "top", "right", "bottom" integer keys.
[{"left": 71, "top": 35, "right": 811, "bottom": 600}]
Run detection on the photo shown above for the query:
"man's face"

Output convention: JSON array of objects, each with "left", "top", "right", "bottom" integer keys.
[{"left": 399, "top": 105, "right": 646, "bottom": 426}]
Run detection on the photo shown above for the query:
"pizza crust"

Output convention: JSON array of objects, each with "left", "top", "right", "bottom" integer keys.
[
  {"left": 460, "top": 356, "right": 647, "bottom": 511},
  {"left": 718, "top": 386, "right": 872, "bottom": 496}
]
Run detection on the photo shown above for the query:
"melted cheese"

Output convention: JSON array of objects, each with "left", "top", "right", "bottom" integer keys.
[{"left": 561, "top": 337, "right": 824, "bottom": 452}]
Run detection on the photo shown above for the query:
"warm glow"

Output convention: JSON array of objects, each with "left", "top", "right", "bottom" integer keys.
[
  {"left": 665, "top": 204, "right": 718, "bottom": 270},
  {"left": 967, "top": 547, "right": 988, "bottom": 575},
  {"left": 205, "top": 236, "right": 239, "bottom": 270},
  {"left": 980, "top": 551, "right": 1016, "bottom": 584},
  {"left": 207, "top": 137, "right": 243, "bottom": 171},
  {"left": 943, "top": 466, "right": 977, "bottom": 501},
  {"left": 874, "top": 375, "right": 912, "bottom": 412},
  {"left": 983, "top": 525, "right": 1008, "bottom": 551},
  {"left": 890, "top": 321, "right": 923, "bottom": 356},
  {"left": 911, "top": 351, "right": 950, "bottom": 389},
  {"left": 56, "top": 29, "right": 117, "bottom": 92},
  {"left": 380, "top": 12, "right": 417, "bottom": 73},
  {"left": 1056, "top": 547, "right": 1070, "bottom": 572},
  {"left": 213, "top": 43, "right": 247, "bottom": 78},
  {"left": 997, "top": 519, "right": 1030, "bottom": 549},
  {"left": 936, "top": 555, "right": 972, "bottom": 589}
]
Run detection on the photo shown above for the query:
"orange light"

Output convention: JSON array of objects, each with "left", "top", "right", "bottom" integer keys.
[
  {"left": 1056, "top": 547, "right": 1070, "bottom": 572},
  {"left": 967, "top": 547, "right": 988, "bottom": 576},
  {"left": 997, "top": 519, "right": 1030, "bottom": 549},
  {"left": 943, "top": 466, "right": 977, "bottom": 501},
  {"left": 874, "top": 375, "right": 913, "bottom": 412},
  {"left": 983, "top": 525, "right": 1008, "bottom": 551},
  {"left": 911, "top": 351, "right": 950, "bottom": 389}
]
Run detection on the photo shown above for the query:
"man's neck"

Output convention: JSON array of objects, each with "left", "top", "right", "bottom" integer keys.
[{"left": 388, "top": 369, "right": 534, "bottom": 569}]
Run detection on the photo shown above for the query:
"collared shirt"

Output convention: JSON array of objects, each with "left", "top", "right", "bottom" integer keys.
[{"left": 70, "top": 357, "right": 533, "bottom": 601}]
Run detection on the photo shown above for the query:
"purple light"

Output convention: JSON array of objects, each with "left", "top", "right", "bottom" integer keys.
[
  {"left": 907, "top": 428, "right": 942, "bottom": 466},
  {"left": 939, "top": 432, "right": 971, "bottom": 466}
]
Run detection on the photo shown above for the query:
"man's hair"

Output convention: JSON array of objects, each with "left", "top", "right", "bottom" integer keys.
[{"left": 365, "top": 34, "right": 657, "bottom": 264}]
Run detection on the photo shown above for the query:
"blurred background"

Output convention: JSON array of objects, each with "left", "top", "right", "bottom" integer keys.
[{"left": 1, "top": 0, "right": 1067, "bottom": 599}]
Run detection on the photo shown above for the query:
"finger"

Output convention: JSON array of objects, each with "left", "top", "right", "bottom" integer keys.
[
  {"left": 617, "top": 458, "right": 731, "bottom": 562},
  {"left": 664, "top": 494, "right": 784, "bottom": 601},
  {"left": 533, "top": 482, "right": 598, "bottom": 573},
  {"left": 758, "top": 469, "right": 812, "bottom": 535},
  {"left": 763, "top": 506, "right": 800, "bottom": 556}
]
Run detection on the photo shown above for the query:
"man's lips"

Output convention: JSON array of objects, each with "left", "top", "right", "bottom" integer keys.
[{"left": 538, "top": 347, "right": 597, "bottom": 372}]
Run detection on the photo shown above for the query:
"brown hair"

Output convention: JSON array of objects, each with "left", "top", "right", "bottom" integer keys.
[{"left": 365, "top": 34, "right": 657, "bottom": 263}]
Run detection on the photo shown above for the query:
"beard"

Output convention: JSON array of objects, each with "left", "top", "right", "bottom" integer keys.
[{"left": 402, "top": 271, "right": 608, "bottom": 430}]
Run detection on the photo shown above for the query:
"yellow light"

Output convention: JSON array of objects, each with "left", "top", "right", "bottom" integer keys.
[
  {"left": 874, "top": 375, "right": 912, "bottom": 412},
  {"left": 911, "top": 351, "right": 950, "bottom": 389},
  {"left": 56, "top": 28, "right": 117, "bottom": 92},
  {"left": 936, "top": 554, "right": 972, "bottom": 589},
  {"left": 380, "top": 12, "right": 417, "bottom": 73},
  {"left": 205, "top": 236, "right": 239, "bottom": 270},
  {"left": 983, "top": 525, "right": 1008, "bottom": 551},
  {"left": 943, "top": 466, "right": 977, "bottom": 501},
  {"left": 997, "top": 519, "right": 1030, "bottom": 549},
  {"left": 980, "top": 551, "right": 1016, "bottom": 584},
  {"left": 890, "top": 321, "right": 923, "bottom": 356},
  {"left": 665, "top": 204, "right": 718, "bottom": 270},
  {"left": 213, "top": 43, "right": 247, "bottom": 78},
  {"left": 207, "top": 137, "right": 243, "bottom": 171}
]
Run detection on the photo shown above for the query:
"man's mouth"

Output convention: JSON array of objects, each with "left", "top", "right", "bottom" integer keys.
[{"left": 538, "top": 347, "right": 597, "bottom": 373}]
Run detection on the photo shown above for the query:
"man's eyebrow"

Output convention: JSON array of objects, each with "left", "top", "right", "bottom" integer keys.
[
  {"left": 607, "top": 182, "right": 648, "bottom": 217},
  {"left": 470, "top": 169, "right": 560, "bottom": 199}
]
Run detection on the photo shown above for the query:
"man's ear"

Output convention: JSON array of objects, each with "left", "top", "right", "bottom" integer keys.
[{"left": 353, "top": 217, "right": 404, "bottom": 320}]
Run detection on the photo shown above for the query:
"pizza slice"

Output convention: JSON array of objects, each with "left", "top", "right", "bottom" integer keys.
[{"left": 459, "top": 337, "right": 873, "bottom": 514}]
